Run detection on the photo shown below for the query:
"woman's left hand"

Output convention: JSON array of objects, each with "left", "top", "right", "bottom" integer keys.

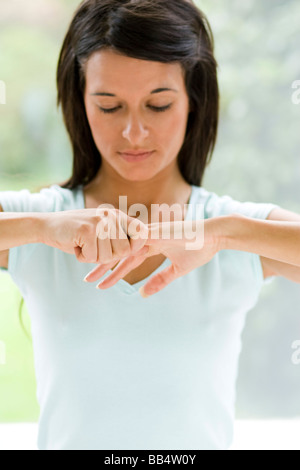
[{"left": 84, "top": 218, "right": 223, "bottom": 297}]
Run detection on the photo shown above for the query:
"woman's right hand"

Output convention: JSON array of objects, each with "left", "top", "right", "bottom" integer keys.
[{"left": 41, "top": 208, "right": 150, "bottom": 264}]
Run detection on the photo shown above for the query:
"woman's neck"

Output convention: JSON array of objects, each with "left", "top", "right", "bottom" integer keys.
[{"left": 83, "top": 174, "right": 192, "bottom": 225}]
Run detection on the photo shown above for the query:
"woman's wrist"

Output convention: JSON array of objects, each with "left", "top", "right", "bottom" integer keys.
[
  {"left": 146, "top": 218, "right": 227, "bottom": 253},
  {"left": 35, "top": 212, "right": 50, "bottom": 245},
  {"left": 204, "top": 215, "right": 236, "bottom": 253}
]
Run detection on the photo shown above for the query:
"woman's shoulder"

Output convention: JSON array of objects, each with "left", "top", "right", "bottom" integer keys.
[
  {"left": 0, "top": 183, "right": 84, "bottom": 213},
  {"left": 40, "top": 184, "right": 84, "bottom": 211},
  {"left": 191, "top": 185, "right": 225, "bottom": 215},
  {"left": 191, "top": 185, "right": 279, "bottom": 221}
]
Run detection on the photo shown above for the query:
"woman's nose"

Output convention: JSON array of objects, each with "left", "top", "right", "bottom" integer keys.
[{"left": 122, "top": 115, "right": 149, "bottom": 143}]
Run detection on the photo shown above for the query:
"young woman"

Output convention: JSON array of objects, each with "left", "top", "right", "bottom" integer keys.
[{"left": 1, "top": 0, "right": 300, "bottom": 451}]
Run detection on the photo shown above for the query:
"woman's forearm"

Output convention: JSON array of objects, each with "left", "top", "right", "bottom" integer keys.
[
  {"left": 0, "top": 212, "right": 44, "bottom": 251},
  {"left": 218, "top": 213, "right": 300, "bottom": 267}
]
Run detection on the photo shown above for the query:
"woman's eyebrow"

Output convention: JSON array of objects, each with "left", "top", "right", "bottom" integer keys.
[{"left": 90, "top": 88, "right": 178, "bottom": 96}]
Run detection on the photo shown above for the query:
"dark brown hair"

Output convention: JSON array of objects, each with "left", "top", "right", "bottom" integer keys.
[{"left": 56, "top": 0, "right": 219, "bottom": 189}]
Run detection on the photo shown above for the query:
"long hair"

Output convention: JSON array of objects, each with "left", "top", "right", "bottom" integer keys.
[{"left": 56, "top": 0, "right": 219, "bottom": 189}]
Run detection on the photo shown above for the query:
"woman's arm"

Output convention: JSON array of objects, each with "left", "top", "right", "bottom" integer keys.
[
  {"left": 219, "top": 212, "right": 300, "bottom": 272},
  {"left": 0, "top": 208, "right": 43, "bottom": 251},
  {"left": 84, "top": 211, "right": 300, "bottom": 296},
  {"left": 260, "top": 207, "right": 300, "bottom": 282},
  {"left": 0, "top": 205, "right": 9, "bottom": 268},
  {"left": 0, "top": 207, "right": 149, "bottom": 266}
]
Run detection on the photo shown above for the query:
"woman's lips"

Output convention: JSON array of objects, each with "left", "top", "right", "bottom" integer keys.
[{"left": 119, "top": 151, "right": 155, "bottom": 162}]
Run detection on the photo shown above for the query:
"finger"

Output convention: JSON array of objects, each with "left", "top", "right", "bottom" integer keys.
[
  {"left": 111, "top": 215, "right": 132, "bottom": 259},
  {"left": 98, "top": 210, "right": 134, "bottom": 263},
  {"left": 97, "top": 222, "right": 113, "bottom": 264},
  {"left": 127, "top": 218, "right": 149, "bottom": 254},
  {"left": 143, "top": 243, "right": 160, "bottom": 257},
  {"left": 114, "top": 209, "right": 150, "bottom": 256},
  {"left": 74, "top": 238, "right": 97, "bottom": 264},
  {"left": 96, "top": 247, "right": 150, "bottom": 289},
  {"left": 84, "top": 260, "right": 118, "bottom": 283},
  {"left": 138, "top": 264, "right": 180, "bottom": 298},
  {"left": 84, "top": 245, "right": 150, "bottom": 283},
  {"left": 113, "top": 210, "right": 148, "bottom": 256}
]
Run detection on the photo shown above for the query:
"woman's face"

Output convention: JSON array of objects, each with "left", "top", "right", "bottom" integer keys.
[{"left": 83, "top": 49, "right": 190, "bottom": 181}]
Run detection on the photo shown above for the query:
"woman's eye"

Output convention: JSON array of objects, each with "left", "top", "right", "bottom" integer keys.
[
  {"left": 98, "top": 104, "right": 172, "bottom": 114},
  {"left": 149, "top": 104, "right": 173, "bottom": 113},
  {"left": 98, "top": 106, "right": 121, "bottom": 114}
]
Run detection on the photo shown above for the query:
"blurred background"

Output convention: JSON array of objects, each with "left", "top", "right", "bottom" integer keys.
[{"left": 0, "top": 0, "right": 300, "bottom": 441}]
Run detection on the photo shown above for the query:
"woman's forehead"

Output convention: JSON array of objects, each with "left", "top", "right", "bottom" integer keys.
[{"left": 84, "top": 49, "right": 185, "bottom": 92}]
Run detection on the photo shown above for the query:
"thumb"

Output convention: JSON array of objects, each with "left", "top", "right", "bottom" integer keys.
[{"left": 139, "top": 263, "right": 179, "bottom": 298}]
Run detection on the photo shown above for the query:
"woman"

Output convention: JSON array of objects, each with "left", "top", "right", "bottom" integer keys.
[{"left": 0, "top": 0, "right": 300, "bottom": 451}]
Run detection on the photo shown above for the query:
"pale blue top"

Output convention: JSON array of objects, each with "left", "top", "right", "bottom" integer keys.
[{"left": 0, "top": 184, "right": 279, "bottom": 450}]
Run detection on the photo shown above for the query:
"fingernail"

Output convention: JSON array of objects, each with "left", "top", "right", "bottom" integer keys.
[
  {"left": 139, "top": 286, "right": 150, "bottom": 298},
  {"left": 83, "top": 273, "right": 92, "bottom": 282}
]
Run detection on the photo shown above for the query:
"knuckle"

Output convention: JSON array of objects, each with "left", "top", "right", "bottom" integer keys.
[{"left": 80, "top": 223, "right": 93, "bottom": 238}]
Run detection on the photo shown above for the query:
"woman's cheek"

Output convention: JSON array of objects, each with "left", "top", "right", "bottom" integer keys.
[
  {"left": 87, "top": 112, "right": 111, "bottom": 142},
  {"left": 164, "top": 111, "right": 187, "bottom": 143}
]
